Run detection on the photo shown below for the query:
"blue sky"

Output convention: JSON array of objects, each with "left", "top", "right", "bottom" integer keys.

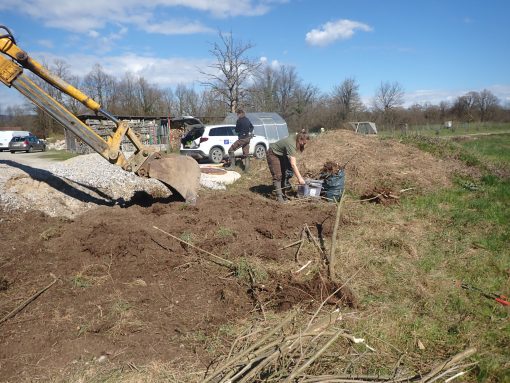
[{"left": 1, "top": 0, "right": 509, "bottom": 111}]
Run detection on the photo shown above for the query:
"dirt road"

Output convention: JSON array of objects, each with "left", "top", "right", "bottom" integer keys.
[{"left": 0, "top": 150, "right": 59, "bottom": 169}]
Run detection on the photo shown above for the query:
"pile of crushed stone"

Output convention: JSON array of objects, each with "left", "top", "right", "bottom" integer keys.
[{"left": 0, "top": 154, "right": 240, "bottom": 218}]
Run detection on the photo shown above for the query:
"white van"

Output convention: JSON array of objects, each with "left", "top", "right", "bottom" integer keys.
[{"left": 0, "top": 130, "right": 32, "bottom": 151}]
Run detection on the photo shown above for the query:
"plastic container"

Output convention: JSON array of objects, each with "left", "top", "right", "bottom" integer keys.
[{"left": 297, "top": 179, "right": 323, "bottom": 198}]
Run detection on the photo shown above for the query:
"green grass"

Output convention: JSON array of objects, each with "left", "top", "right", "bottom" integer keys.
[
  {"left": 379, "top": 122, "right": 510, "bottom": 138},
  {"left": 40, "top": 149, "right": 78, "bottom": 161},
  {"left": 398, "top": 135, "right": 510, "bottom": 381},
  {"left": 403, "top": 178, "right": 509, "bottom": 380},
  {"left": 459, "top": 133, "right": 510, "bottom": 167},
  {"left": 340, "top": 133, "right": 510, "bottom": 382},
  {"left": 70, "top": 275, "right": 92, "bottom": 288},
  {"left": 396, "top": 132, "right": 510, "bottom": 175},
  {"left": 216, "top": 226, "right": 236, "bottom": 238}
]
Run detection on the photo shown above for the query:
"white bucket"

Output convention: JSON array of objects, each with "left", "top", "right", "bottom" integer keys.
[{"left": 297, "top": 179, "right": 323, "bottom": 198}]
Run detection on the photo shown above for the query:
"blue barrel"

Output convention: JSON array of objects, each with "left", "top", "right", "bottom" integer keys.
[{"left": 322, "top": 169, "right": 345, "bottom": 202}]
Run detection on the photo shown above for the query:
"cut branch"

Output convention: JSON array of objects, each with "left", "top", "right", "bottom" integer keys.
[
  {"left": 153, "top": 226, "right": 234, "bottom": 270},
  {"left": 0, "top": 277, "right": 58, "bottom": 325}
]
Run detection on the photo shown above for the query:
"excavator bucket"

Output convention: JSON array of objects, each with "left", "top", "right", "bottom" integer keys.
[{"left": 147, "top": 154, "right": 201, "bottom": 204}]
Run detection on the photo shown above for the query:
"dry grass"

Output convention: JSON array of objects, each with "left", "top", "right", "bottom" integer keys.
[{"left": 300, "top": 130, "right": 476, "bottom": 196}]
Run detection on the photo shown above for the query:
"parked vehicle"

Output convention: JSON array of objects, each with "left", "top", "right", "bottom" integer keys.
[
  {"left": 0, "top": 130, "right": 32, "bottom": 151},
  {"left": 9, "top": 135, "right": 46, "bottom": 153},
  {"left": 180, "top": 124, "right": 269, "bottom": 164},
  {"left": 223, "top": 112, "right": 289, "bottom": 143}
]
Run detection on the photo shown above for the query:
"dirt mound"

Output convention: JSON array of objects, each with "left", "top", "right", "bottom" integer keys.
[
  {"left": 300, "top": 130, "right": 472, "bottom": 195},
  {"left": 0, "top": 193, "right": 341, "bottom": 381}
]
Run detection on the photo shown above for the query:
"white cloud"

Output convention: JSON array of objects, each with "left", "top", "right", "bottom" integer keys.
[
  {"left": 259, "top": 56, "right": 280, "bottom": 70},
  {"left": 32, "top": 51, "right": 213, "bottom": 87},
  {"left": 305, "top": 19, "right": 373, "bottom": 47},
  {"left": 270, "top": 59, "right": 280, "bottom": 69},
  {"left": 37, "top": 39, "right": 54, "bottom": 49},
  {"left": 403, "top": 85, "right": 510, "bottom": 107},
  {"left": 142, "top": 20, "right": 215, "bottom": 35},
  {"left": 0, "top": 0, "right": 273, "bottom": 34}
]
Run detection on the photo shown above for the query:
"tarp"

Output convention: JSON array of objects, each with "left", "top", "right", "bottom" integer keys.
[
  {"left": 224, "top": 112, "right": 289, "bottom": 143},
  {"left": 349, "top": 121, "right": 378, "bottom": 134}
]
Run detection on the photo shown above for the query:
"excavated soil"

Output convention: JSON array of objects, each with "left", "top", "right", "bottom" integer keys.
[
  {"left": 0, "top": 194, "right": 340, "bottom": 381},
  {"left": 0, "top": 130, "right": 479, "bottom": 381}
]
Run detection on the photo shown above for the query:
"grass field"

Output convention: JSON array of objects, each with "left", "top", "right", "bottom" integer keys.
[
  {"left": 380, "top": 132, "right": 510, "bottom": 381},
  {"left": 459, "top": 133, "right": 510, "bottom": 167},
  {"left": 380, "top": 122, "right": 510, "bottom": 138},
  {"left": 40, "top": 149, "right": 78, "bottom": 161}
]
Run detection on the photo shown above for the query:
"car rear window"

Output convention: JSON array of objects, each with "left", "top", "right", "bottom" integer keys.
[
  {"left": 209, "top": 127, "right": 234, "bottom": 136},
  {"left": 11, "top": 136, "right": 28, "bottom": 142}
]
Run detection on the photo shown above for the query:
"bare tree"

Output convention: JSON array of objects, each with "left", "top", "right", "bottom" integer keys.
[
  {"left": 162, "top": 88, "right": 177, "bottom": 116},
  {"left": 452, "top": 92, "right": 477, "bottom": 122},
  {"left": 475, "top": 89, "right": 499, "bottom": 122},
  {"left": 196, "top": 89, "right": 226, "bottom": 122},
  {"left": 246, "top": 62, "right": 319, "bottom": 130},
  {"left": 135, "top": 77, "right": 165, "bottom": 115},
  {"left": 83, "top": 64, "right": 117, "bottom": 111},
  {"left": 439, "top": 101, "right": 450, "bottom": 122},
  {"left": 248, "top": 64, "right": 278, "bottom": 111},
  {"left": 332, "top": 77, "right": 363, "bottom": 122},
  {"left": 29, "top": 59, "right": 78, "bottom": 136},
  {"left": 175, "top": 84, "right": 200, "bottom": 116},
  {"left": 275, "top": 65, "right": 300, "bottom": 118},
  {"left": 373, "top": 81, "right": 405, "bottom": 112},
  {"left": 372, "top": 81, "right": 405, "bottom": 128},
  {"left": 116, "top": 72, "right": 139, "bottom": 114},
  {"left": 200, "top": 31, "right": 261, "bottom": 113}
]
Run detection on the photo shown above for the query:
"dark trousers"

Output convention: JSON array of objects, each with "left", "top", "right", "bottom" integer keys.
[
  {"left": 266, "top": 148, "right": 291, "bottom": 183},
  {"left": 228, "top": 137, "right": 251, "bottom": 157}
]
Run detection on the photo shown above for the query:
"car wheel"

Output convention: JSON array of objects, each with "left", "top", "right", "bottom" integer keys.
[
  {"left": 209, "top": 147, "right": 224, "bottom": 164},
  {"left": 27, "top": 146, "right": 33, "bottom": 153},
  {"left": 10, "top": 151, "right": 15, "bottom": 154},
  {"left": 42, "top": 145, "right": 46, "bottom": 152},
  {"left": 254, "top": 144, "right": 266, "bottom": 159}
]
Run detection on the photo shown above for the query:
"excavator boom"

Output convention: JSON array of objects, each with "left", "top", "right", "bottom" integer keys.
[{"left": 0, "top": 25, "right": 200, "bottom": 203}]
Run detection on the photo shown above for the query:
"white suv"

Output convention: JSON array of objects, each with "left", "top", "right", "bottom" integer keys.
[{"left": 180, "top": 124, "right": 268, "bottom": 163}]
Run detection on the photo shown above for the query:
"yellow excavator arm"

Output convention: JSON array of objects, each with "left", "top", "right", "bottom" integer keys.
[{"left": 0, "top": 25, "right": 200, "bottom": 203}]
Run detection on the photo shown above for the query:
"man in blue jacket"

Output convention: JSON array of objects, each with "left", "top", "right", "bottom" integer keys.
[{"left": 226, "top": 109, "right": 254, "bottom": 170}]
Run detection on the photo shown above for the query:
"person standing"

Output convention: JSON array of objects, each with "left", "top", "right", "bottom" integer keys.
[
  {"left": 227, "top": 109, "right": 254, "bottom": 170},
  {"left": 266, "top": 132, "right": 308, "bottom": 202}
]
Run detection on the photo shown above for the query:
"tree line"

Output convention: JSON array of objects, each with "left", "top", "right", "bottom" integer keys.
[{"left": 1, "top": 32, "right": 509, "bottom": 137}]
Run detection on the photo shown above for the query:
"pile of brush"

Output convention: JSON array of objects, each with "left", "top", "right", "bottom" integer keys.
[{"left": 201, "top": 309, "right": 476, "bottom": 383}]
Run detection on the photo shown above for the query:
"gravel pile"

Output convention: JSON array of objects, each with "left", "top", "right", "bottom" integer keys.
[
  {"left": 47, "top": 153, "right": 171, "bottom": 200},
  {"left": 0, "top": 153, "right": 241, "bottom": 218},
  {"left": 0, "top": 154, "right": 168, "bottom": 218}
]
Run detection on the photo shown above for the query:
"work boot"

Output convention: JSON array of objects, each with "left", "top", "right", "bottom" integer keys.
[
  {"left": 225, "top": 153, "right": 235, "bottom": 169},
  {"left": 281, "top": 179, "right": 290, "bottom": 200},
  {"left": 273, "top": 181, "right": 285, "bottom": 203},
  {"left": 243, "top": 156, "right": 250, "bottom": 172}
]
